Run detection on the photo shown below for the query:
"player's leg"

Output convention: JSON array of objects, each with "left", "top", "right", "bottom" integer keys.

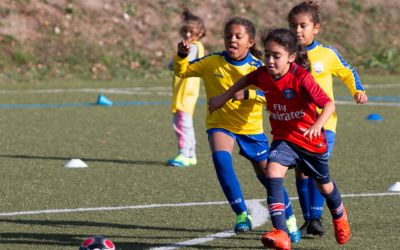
[
  {"left": 208, "top": 128, "right": 250, "bottom": 233},
  {"left": 316, "top": 180, "right": 350, "bottom": 245},
  {"left": 168, "top": 110, "right": 196, "bottom": 166},
  {"left": 295, "top": 169, "right": 311, "bottom": 234},
  {"left": 307, "top": 130, "right": 336, "bottom": 235},
  {"left": 261, "top": 140, "right": 297, "bottom": 250},
  {"left": 262, "top": 161, "right": 291, "bottom": 250},
  {"left": 237, "top": 133, "right": 301, "bottom": 243},
  {"left": 300, "top": 151, "right": 350, "bottom": 245}
]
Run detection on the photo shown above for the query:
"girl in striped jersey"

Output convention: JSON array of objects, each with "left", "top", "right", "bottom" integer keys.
[{"left": 174, "top": 17, "right": 300, "bottom": 241}]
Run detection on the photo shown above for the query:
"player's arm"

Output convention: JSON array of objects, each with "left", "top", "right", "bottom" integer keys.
[
  {"left": 304, "top": 101, "right": 335, "bottom": 140},
  {"left": 174, "top": 40, "right": 203, "bottom": 78},
  {"left": 242, "top": 89, "right": 266, "bottom": 103},
  {"left": 302, "top": 75, "right": 335, "bottom": 140},
  {"left": 331, "top": 50, "right": 368, "bottom": 104},
  {"left": 208, "top": 74, "right": 252, "bottom": 113}
]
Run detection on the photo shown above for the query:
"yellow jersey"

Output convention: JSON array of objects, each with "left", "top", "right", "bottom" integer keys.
[
  {"left": 307, "top": 40, "right": 365, "bottom": 133},
  {"left": 174, "top": 51, "right": 264, "bottom": 134},
  {"left": 171, "top": 40, "right": 205, "bottom": 115}
]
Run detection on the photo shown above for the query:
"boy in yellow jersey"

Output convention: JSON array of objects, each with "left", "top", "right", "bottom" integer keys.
[
  {"left": 174, "top": 17, "right": 301, "bottom": 242},
  {"left": 167, "top": 8, "right": 205, "bottom": 167},
  {"left": 287, "top": 1, "right": 368, "bottom": 236}
]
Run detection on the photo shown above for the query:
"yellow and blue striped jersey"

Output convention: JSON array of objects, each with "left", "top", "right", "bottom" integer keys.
[
  {"left": 307, "top": 40, "right": 365, "bottom": 133},
  {"left": 171, "top": 40, "right": 204, "bottom": 115},
  {"left": 174, "top": 51, "right": 264, "bottom": 134}
]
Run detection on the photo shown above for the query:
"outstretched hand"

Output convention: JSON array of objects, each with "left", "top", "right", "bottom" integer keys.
[
  {"left": 354, "top": 92, "right": 368, "bottom": 104},
  {"left": 177, "top": 40, "right": 191, "bottom": 57},
  {"left": 208, "top": 94, "right": 228, "bottom": 113}
]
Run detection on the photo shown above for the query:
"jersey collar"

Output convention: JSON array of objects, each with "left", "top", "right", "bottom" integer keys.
[
  {"left": 306, "top": 40, "right": 319, "bottom": 51},
  {"left": 223, "top": 51, "right": 253, "bottom": 66}
]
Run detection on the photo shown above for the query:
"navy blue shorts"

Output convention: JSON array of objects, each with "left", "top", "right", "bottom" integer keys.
[
  {"left": 207, "top": 128, "right": 269, "bottom": 162},
  {"left": 268, "top": 140, "right": 331, "bottom": 184}
]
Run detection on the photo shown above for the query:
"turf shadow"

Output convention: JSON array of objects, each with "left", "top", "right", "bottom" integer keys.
[
  {"left": 0, "top": 218, "right": 223, "bottom": 233},
  {"left": 0, "top": 232, "right": 163, "bottom": 249},
  {"left": 0, "top": 154, "right": 164, "bottom": 166}
]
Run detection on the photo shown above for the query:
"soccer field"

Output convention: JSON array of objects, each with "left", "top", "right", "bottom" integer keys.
[{"left": 0, "top": 77, "right": 399, "bottom": 249}]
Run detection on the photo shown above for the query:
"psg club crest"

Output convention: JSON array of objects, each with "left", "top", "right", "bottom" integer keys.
[{"left": 283, "top": 88, "right": 296, "bottom": 100}]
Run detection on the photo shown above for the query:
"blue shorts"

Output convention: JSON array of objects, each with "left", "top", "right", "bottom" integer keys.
[
  {"left": 207, "top": 128, "right": 269, "bottom": 162},
  {"left": 268, "top": 140, "right": 331, "bottom": 184},
  {"left": 326, "top": 130, "right": 336, "bottom": 157}
]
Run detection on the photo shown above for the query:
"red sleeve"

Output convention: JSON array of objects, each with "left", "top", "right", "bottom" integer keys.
[
  {"left": 245, "top": 67, "right": 264, "bottom": 88},
  {"left": 301, "top": 74, "right": 332, "bottom": 108}
]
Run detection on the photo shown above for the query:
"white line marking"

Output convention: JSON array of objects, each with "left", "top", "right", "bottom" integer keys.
[
  {"left": 364, "top": 83, "right": 400, "bottom": 88},
  {"left": 150, "top": 200, "right": 268, "bottom": 250},
  {"left": 0, "top": 192, "right": 398, "bottom": 249},
  {"left": 335, "top": 100, "right": 400, "bottom": 107},
  {"left": 0, "top": 201, "right": 229, "bottom": 217},
  {"left": 0, "top": 192, "right": 398, "bottom": 217},
  {"left": 0, "top": 87, "right": 173, "bottom": 96}
]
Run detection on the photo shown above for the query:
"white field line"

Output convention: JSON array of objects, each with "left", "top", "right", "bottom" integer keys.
[
  {"left": 149, "top": 192, "right": 400, "bottom": 250},
  {"left": 334, "top": 100, "right": 400, "bottom": 107},
  {"left": 0, "top": 192, "right": 398, "bottom": 249},
  {"left": 0, "top": 82, "right": 398, "bottom": 95},
  {"left": 0, "top": 192, "right": 398, "bottom": 217},
  {"left": 0, "top": 87, "right": 173, "bottom": 96},
  {"left": 364, "top": 83, "right": 400, "bottom": 88},
  {"left": 151, "top": 200, "right": 269, "bottom": 250}
]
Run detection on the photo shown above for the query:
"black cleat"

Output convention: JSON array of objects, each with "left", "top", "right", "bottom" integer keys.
[
  {"left": 300, "top": 219, "right": 325, "bottom": 236},
  {"left": 307, "top": 219, "right": 325, "bottom": 236},
  {"left": 299, "top": 221, "right": 310, "bottom": 236}
]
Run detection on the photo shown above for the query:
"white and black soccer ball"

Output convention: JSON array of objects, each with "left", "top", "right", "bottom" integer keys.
[{"left": 79, "top": 236, "right": 115, "bottom": 250}]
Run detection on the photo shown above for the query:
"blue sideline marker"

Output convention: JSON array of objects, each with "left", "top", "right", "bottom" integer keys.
[
  {"left": 97, "top": 94, "right": 113, "bottom": 106},
  {"left": 366, "top": 113, "right": 383, "bottom": 121}
]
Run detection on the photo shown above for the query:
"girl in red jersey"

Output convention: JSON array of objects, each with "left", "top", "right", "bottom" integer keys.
[{"left": 209, "top": 28, "right": 350, "bottom": 250}]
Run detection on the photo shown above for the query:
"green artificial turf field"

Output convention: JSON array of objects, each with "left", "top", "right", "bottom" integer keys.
[{"left": 0, "top": 76, "right": 399, "bottom": 249}]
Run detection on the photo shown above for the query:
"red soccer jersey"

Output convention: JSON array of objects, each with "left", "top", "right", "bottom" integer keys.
[{"left": 246, "top": 63, "right": 332, "bottom": 153}]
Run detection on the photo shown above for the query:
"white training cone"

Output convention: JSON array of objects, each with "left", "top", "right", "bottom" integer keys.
[
  {"left": 64, "top": 159, "right": 88, "bottom": 169},
  {"left": 387, "top": 182, "right": 400, "bottom": 192}
]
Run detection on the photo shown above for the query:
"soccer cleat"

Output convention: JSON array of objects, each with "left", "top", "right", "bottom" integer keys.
[
  {"left": 308, "top": 219, "right": 325, "bottom": 236},
  {"left": 299, "top": 221, "right": 309, "bottom": 236},
  {"left": 299, "top": 219, "right": 325, "bottom": 236},
  {"left": 286, "top": 215, "right": 301, "bottom": 243},
  {"left": 188, "top": 156, "right": 197, "bottom": 165},
  {"left": 333, "top": 208, "right": 351, "bottom": 245},
  {"left": 167, "top": 154, "right": 196, "bottom": 167},
  {"left": 261, "top": 228, "right": 291, "bottom": 250},
  {"left": 234, "top": 212, "right": 252, "bottom": 234}
]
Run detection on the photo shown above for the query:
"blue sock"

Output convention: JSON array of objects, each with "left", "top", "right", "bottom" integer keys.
[
  {"left": 212, "top": 151, "right": 247, "bottom": 215},
  {"left": 296, "top": 177, "right": 310, "bottom": 221},
  {"left": 324, "top": 182, "right": 344, "bottom": 220},
  {"left": 257, "top": 175, "right": 293, "bottom": 219},
  {"left": 309, "top": 178, "right": 325, "bottom": 219},
  {"left": 266, "top": 178, "right": 287, "bottom": 233},
  {"left": 283, "top": 187, "right": 294, "bottom": 219}
]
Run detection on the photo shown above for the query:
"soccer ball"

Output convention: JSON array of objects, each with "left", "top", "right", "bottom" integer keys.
[{"left": 79, "top": 236, "right": 115, "bottom": 250}]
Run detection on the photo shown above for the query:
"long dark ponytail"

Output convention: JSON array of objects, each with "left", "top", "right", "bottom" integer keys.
[{"left": 262, "top": 28, "right": 310, "bottom": 71}]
